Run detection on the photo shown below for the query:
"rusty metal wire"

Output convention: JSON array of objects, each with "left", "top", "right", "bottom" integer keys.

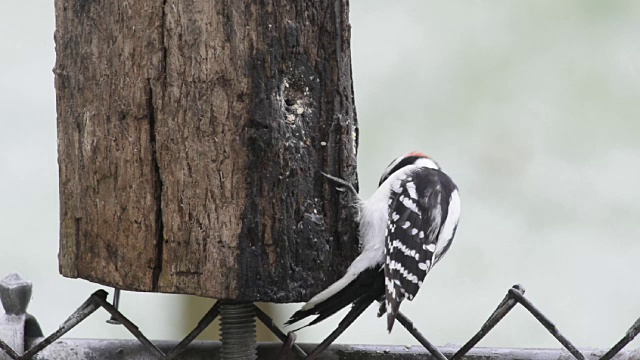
[
  {"left": 0, "top": 339, "right": 19, "bottom": 359},
  {"left": 0, "top": 289, "right": 220, "bottom": 360},
  {"left": 600, "top": 317, "right": 640, "bottom": 360},
  {"left": 396, "top": 311, "right": 447, "bottom": 360},
  {"left": 165, "top": 301, "right": 222, "bottom": 360},
  {"left": 450, "top": 285, "right": 524, "bottom": 360},
  {"left": 255, "top": 306, "right": 307, "bottom": 359},
  {"left": 276, "top": 284, "right": 640, "bottom": 360},
  {"left": 1, "top": 283, "right": 639, "bottom": 360}
]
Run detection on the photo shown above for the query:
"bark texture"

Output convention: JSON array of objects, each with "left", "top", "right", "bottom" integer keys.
[{"left": 54, "top": 0, "right": 359, "bottom": 302}]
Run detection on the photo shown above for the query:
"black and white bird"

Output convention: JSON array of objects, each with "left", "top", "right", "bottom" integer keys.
[{"left": 287, "top": 152, "right": 460, "bottom": 332}]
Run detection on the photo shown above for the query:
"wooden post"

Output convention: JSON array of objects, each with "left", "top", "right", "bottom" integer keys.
[{"left": 54, "top": 0, "right": 359, "bottom": 302}]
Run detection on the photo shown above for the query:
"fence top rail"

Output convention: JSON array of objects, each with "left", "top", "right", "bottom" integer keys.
[{"left": 16, "top": 339, "right": 640, "bottom": 360}]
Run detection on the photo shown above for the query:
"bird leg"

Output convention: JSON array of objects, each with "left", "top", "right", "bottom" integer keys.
[{"left": 320, "top": 172, "right": 359, "bottom": 198}]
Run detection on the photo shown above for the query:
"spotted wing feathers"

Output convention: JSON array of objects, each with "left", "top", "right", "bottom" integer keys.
[{"left": 384, "top": 167, "right": 458, "bottom": 332}]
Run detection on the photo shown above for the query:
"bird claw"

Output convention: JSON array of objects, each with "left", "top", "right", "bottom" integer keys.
[
  {"left": 377, "top": 301, "right": 386, "bottom": 318},
  {"left": 320, "top": 171, "right": 358, "bottom": 197}
]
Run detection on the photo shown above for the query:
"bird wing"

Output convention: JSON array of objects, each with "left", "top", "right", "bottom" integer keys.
[{"left": 383, "top": 167, "right": 458, "bottom": 332}]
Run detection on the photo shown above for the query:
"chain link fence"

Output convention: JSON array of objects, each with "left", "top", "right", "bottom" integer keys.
[{"left": 1, "top": 273, "right": 639, "bottom": 359}]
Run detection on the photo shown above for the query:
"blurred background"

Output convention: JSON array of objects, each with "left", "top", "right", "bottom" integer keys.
[{"left": 1, "top": 0, "right": 639, "bottom": 350}]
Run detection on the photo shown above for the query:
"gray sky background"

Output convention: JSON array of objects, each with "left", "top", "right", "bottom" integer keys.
[{"left": 1, "top": 1, "right": 640, "bottom": 349}]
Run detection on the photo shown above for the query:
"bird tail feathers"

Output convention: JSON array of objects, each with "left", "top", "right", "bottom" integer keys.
[{"left": 285, "top": 266, "right": 383, "bottom": 328}]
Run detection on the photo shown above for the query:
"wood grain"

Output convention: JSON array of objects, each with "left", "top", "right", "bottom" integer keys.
[{"left": 55, "top": 0, "right": 359, "bottom": 302}]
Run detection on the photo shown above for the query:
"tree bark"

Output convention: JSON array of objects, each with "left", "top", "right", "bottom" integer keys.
[{"left": 54, "top": 0, "right": 359, "bottom": 302}]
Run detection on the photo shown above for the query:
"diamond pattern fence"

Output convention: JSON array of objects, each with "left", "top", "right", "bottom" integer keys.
[{"left": 1, "top": 273, "right": 639, "bottom": 360}]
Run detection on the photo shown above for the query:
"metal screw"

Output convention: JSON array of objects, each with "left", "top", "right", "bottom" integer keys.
[
  {"left": 106, "top": 288, "right": 121, "bottom": 325},
  {"left": 219, "top": 302, "right": 257, "bottom": 360}
]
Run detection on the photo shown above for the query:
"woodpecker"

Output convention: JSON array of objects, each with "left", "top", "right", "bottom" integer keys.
[{"left": 286, "top": 151, "right": 460, "bottom": 332}]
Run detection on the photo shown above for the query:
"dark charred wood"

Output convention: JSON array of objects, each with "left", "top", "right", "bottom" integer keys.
[{"left": 55, "top": 0, "right": 359, "bottom": 302}]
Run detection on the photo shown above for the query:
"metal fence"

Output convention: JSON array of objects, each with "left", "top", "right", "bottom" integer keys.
[{"left": 1, "top": 273, "right": 639, "bottom": 360}]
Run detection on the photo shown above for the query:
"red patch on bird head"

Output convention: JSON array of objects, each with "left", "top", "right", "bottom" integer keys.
[{"left": 406, "top": 151, "right": 428, "bottom": 158}]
